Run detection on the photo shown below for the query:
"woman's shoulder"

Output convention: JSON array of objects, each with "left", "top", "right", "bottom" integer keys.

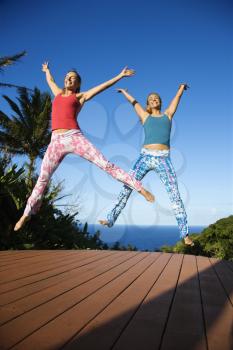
[
  {"left": 75, "top": 92, "right": 86, "bottom": 105},
  {"left": 141, "top": 112, "right": 151, "bottom": 125},
  {"left": 54, "top": 91, "right": 62, "bottom": 97}
]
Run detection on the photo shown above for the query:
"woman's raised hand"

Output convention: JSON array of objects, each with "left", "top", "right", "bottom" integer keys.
[
  {"left": 117, "top": 88, "right": 128, "bottom": 94},
  {"left": 119, "top": 66, "right": 135, "bottom": 78},
  {"left": 42, "top": 61, "right": 49, "bottom": 72},
  {"left": 180, "top": 83, "right": 190, "bottom": 90}
]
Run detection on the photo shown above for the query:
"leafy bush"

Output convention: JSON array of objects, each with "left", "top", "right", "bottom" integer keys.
[{"left": 160, "top": 216, "right": 233, "bottom": 261}]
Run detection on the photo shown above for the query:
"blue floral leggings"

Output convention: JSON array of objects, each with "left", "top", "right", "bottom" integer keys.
[{"left": 106, "top": 148, "right": 189, "bottom": 238}]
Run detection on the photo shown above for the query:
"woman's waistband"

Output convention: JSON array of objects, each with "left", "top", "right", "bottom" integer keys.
[
  {"left": 141, "top": 147, "right": 170, "bottom": 157},
  {"left": 52, "top": 128, "right": 82, "bottom": 137}
]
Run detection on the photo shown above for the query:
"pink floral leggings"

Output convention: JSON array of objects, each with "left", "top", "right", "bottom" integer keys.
[{"left": 24, "top": 129, "right": 142, "bottom": 216}]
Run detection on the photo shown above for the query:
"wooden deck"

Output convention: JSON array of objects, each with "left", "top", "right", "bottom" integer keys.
[{"left": 0, "top": 250, "right": 232, "bottom": 350}]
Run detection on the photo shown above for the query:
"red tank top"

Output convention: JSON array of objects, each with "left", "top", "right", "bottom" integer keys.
[{"left": 51, "top": 93, "right": 82, "bottom": 130}]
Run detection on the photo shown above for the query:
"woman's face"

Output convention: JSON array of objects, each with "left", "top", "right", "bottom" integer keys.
[
  {"left": 64, "top": 72, "right": 79, "bottom": 91},
  {"left": 147, "top": 94, "right": 161, "bottom": 109}
]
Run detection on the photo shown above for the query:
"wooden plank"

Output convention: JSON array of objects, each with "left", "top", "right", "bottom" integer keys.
[
  {"left": 210, "top": 258, "right": 233, "bottom": 305},
  {"left": 0, "top": 249, "right": 76, "bottom": 266},
  {"left": 0, "top": 249, "right": 61, "bottom": 258},
  {"left": 0, "top": 251, "right": 128, "bottom": 323},
  {"left": 160, "top": 255, "right": 207, "bottom": 350},
  {"left": 0, "top": 251, "right": 20, "bottom": 256},
  {"left": 0, "top": 250, "right": 102, "bottom": 286},
  {"left": 197, "top": 256, "right": 233, "bottom": 350},
  {"left": 0, "top": 251, "right": 93, "bottom": 279},
  {"left": 63, "top": 253, "right": 172, "bottom": 350},
  {"left": 112, "top": 254, "right": 184, "bottom": 350},
  {"left": 0, "top": 250, "right": 104, "bottom": 274},
  {"left": 0, "top": 250, "right": 56, "bottom": 255},
  {"left": 0, "top": 251, "right": 44, "bottom": 258},
  {"left": 224, "top": 260, "right": 233, "bottom": 273},
  {"left": 0, "top": 251, "right": 106, "bottom": 295},
  {"left": 0, "top": 251, "right": 231, "bottom": 350},
  {"left": 0, "top": 251, "right": 119, "bottom": 306},
  {"left": 0, "top": 252, "right": 151, "bottom": 349},
  {"left": 0, "top": 251, "right": 77, "bottom": 271},
  {"left": 0, "top": 251, "right": 56, "bottom": 265}
]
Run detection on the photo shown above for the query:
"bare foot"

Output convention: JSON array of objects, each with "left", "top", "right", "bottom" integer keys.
[
  {"left": 14, "top": 215, "right": 31, "bottom": 231},
  {"left": 99, "top": 220, "right": 109, "bottom": 226},
  {"left": 184, "top": 236, "right": 194, "bottom": 246},
  {"left": 139, "top": 188, "right": 155, "bottom": 202}
]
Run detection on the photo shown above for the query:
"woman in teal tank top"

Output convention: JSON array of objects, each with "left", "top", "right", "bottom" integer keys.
[{"left": 99, "top": 84, "right": 194, "bottom": 246}]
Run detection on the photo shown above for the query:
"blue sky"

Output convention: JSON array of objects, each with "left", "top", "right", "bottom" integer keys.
[{"left": 1, "top": 0, "right": 232, "bottom": 226}]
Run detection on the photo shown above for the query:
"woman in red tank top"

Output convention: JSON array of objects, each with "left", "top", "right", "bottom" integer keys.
[{"left": 14, "top": 62, "right": 155, "bottom": 231}]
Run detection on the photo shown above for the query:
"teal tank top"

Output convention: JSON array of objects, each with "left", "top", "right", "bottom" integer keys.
[{"left": 143, "top": 114, "right": 172, "bottom": 147}]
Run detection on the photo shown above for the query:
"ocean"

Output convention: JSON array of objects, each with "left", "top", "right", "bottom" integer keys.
[{"left": 87, "top": 224, "right": 206, "bottom": 251}]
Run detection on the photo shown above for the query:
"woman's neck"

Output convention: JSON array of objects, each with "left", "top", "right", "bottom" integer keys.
[
  {"left": 63, "top": 89, "right": 75, "bottom": 96},
  {"left": 150, "top": 108, "right": 161, "bottom": 115}
]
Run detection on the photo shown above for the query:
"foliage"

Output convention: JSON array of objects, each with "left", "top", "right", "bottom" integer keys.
[
  {"left": 0, "top": 154, "right": 27, "bottom": 237},
  {"left": 111, "top": 241, "right": 138, "bottom": 251},
  {"left": 0, "top": 154, "right": 110, "bottom": 250},
  {"left": 0, "top": 87, "right": 52, "bottom": 188},
  {"left": 160, "top": 216, "right": 233, "bottom": 261},
  {"left": 0, "top": 51, "right": 26, "bottom": 71},
  {"left": 0, "top": 51, "right": 31, "bottom": 89},
  {"left": 0, "top": 87, "right": 51, "bottom": 156}
]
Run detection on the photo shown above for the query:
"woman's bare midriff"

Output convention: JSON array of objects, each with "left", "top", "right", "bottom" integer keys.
[
  {"left": 144, "top": 144, "right": 170, "bottom": 150},
  {"left": 53, "top": 129, "right": 70, "bottom": 133}
]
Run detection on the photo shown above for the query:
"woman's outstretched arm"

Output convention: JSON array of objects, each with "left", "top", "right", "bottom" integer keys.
[
  {"left": 80, "top": 67, "right": 135, "bottom": 102},
  {"left": 165, "top": 83, "right": 189, "bottom": 119},
  {"left": 42, "top": 62, "right": 62, "bottom": 96},
  {"left": 117, "top": 88, "right": 148, "bottom": 123}
]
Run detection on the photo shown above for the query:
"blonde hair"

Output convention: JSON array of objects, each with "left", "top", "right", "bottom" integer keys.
[{"left": 146, "top": 92, "right": 162, "bottom": 114}]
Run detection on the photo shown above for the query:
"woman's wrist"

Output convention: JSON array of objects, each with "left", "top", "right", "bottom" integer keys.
[
  {"left": 117, "top": 72, "right": 124, "bottom": 80},
  {"left": 177, "top": 85, "right": 185, "bottom": 96}
]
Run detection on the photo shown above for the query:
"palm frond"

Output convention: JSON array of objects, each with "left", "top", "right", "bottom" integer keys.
[
  {"left": 0, "top": 131, "right": 24, "bottom": 152},
  {"left": 2, "top": 95, "right": 25, "bottom": 121},
  {"left": 0, "top": 109, "right": 27, "bottom": 141},
  {"left": 0, "top": 110, "right": 13, "bottom": 130},
  {"left": 0, "top": 82, "right": 33, "bottom": 91},
  {"left": 0, "top": 51, "right": 27, "bottom": 71},
  {"left": 16, "top": 88, "right": 35, "bottom": 131}
]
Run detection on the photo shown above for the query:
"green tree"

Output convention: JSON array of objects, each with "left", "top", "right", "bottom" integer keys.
[
  {"left": 0, "top": 87, "right": 51, "bottom": 188},
  {"left": 110, "top": 241, "right": 137, "bottom": 251},
  {"left": 160, "top": 216, "right": 233, "bottom": 261},
  {"left": 126, "top": 244, "right": 137, "bottom": 251},
  {"left": 112, "top": 241, "right": 121, "bottom": 250},
  {"left": 198, "top": 216, "right": 233, "bottom": 260}
]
